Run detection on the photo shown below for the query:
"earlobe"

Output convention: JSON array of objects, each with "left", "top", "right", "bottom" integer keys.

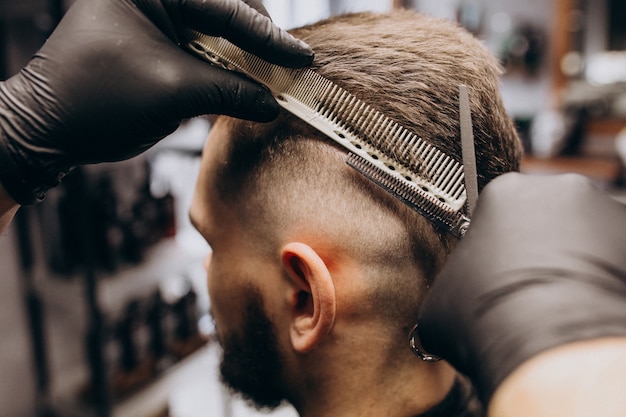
[{"left": 281, "top": 242, "right": 336, "bottom": 353}]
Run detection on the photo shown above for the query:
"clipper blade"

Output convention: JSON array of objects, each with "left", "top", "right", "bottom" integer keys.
[
  {"left": 346, "top": 154, "right": 470, "bottom": 238},
  {"left": 182, "top": 30, "right": 470, "bottom": 238}
]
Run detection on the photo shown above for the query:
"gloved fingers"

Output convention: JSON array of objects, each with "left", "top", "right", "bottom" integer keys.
[
  {"left": 166, "top": 56, "right": 280, "bottom": 122},
  {"left": 170, "top": 0, "right": 314, "bottom": 68},
  {"left": 474, "top": 172, "right": 595, "bottom": 214},
  {"left": 467, "top": 172, "right": 625, "bottom": 256},
  {"left": 240, "top": 0, "right": 271, "bottom": 19}
]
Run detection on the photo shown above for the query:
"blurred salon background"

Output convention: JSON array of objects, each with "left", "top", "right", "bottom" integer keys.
[{"left": 1, "top": 0, "right": 625, "bottom": 416}]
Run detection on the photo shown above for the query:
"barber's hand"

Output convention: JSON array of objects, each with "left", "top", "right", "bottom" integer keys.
[
  {"left": 0, "top": 0, "right": 313, "bottom": 205},
  {"left": 418, "top": 172, "right": 626, "bottom": 405}
]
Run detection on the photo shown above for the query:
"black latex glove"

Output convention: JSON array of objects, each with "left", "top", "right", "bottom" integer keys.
[
  {"left": 418, "top": 172, "right": 626, "bottom": 405},
  {"left": 0, "top": 0, "right": 313, "bottom": 205}
]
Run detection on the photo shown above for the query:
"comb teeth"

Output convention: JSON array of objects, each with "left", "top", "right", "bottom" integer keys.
[
  {"left": 346, "top": 154, "right": 469, "bottom": 238},
  {"left": 183, "top": 30, "right": 468, "bottom": 236}
]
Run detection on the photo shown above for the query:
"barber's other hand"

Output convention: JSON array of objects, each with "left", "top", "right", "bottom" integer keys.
[
  {"left": 0, "top": 0, "right": 313, "bottom": 205},
  {"left": 418, "top": 172, "right": 626, "bottom": 404}
]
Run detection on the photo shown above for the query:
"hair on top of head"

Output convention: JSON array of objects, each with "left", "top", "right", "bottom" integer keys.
[
  {"left": 211, "top": 10, "right": 522, "bottom": 324},
  {"left": 289, "top": 10, "right": 522, "bottom": 190},
  {"left": 217, "top": 11, "right": 521, "bottom": 218}
]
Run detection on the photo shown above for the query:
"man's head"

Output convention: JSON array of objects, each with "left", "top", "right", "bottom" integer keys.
[{"left": 190, "top": 9, "right": 522, "bottom": 414}]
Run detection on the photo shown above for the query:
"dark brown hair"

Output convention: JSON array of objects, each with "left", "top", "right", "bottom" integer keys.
[{"left": 213, "top": 10, "right": 522, "bottom": 326}]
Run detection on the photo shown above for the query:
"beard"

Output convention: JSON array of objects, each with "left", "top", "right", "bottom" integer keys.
[{"left": 216, "top": 288, "right": 287, "bottom": 410}]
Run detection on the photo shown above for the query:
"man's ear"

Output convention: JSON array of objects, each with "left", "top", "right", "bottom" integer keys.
[{"left": 280, "top": 242, "right": 336, "bottom": 353}]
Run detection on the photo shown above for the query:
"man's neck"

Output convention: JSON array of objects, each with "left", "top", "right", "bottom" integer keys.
[{"left": 290, "top": 330, "right": 459, "bottom": 417}]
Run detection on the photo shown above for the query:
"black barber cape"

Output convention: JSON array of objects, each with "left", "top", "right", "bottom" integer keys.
[{"left": 416, "top": 377, "right": 484, "bottom": 417}]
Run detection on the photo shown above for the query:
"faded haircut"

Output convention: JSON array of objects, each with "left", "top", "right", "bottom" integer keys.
[{"left": 213, "top": 10, "right": 522, "bottom": 327}]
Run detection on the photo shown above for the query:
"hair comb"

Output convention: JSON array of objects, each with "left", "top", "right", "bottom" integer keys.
[{"left": 182, "top": 30, "right": 475, "bottom": 238}]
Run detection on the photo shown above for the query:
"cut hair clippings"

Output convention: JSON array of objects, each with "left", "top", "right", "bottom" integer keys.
[{"left": 182, "top": 30, "right": 479, "bottom": 239}]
